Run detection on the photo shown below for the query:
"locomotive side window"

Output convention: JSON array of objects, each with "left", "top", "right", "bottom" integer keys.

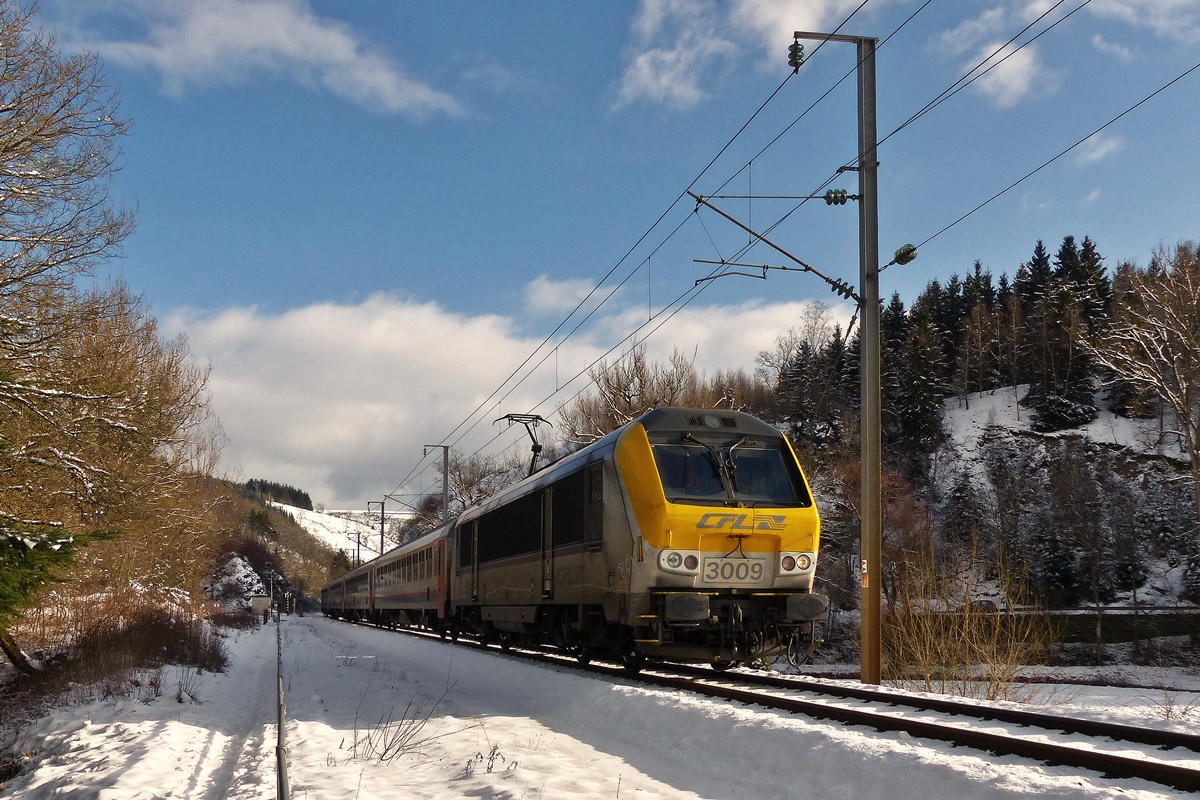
[
  {"left": 585, "top": 461, "right": 603, "bottom": 546},
  {"left": 551, "top": 468, "right": 586, "bottom": 546},
  {"left": 478, "top": 491, "right": 542, "bottom": 563},
  {"left": 459, "top": 525, "right": 473, "bottom": 569}
]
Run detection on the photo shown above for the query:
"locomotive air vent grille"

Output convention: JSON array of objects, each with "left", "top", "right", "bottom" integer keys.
[
  {"left": 686, "top": 415, "right": 704, "bottom": 426},
  {"left": 720, "top": 417, "right": 738, "bottom": 428}
]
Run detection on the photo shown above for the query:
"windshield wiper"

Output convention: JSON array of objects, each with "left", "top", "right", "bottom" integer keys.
[
  {"left": 725, "top": 436, "right": 755, "bottom": 493},
  {"left": 682, "top": 432, "right": 736, "bottom": 503}
]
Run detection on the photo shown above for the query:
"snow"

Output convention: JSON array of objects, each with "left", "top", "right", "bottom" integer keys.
[
  {"left": 206, "top": 554, "right": 268, "bottom": 610},
  {"left": 5, "top": 616, "right": 1198, "bottom": 799},
  {"left": 270, "top": 502, "right": 383, "bottom": 561},
  {"left": 942, "top": 385, "right": 1186, "bottom": 467}
]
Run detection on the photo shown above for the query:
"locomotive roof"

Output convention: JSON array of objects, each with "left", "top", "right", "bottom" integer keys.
[{"left": 636, "top": 407, "right": 784, "bottom": 438}]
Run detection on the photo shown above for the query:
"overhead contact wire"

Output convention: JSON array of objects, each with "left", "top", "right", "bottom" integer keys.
[{"left": 905, "top": 57, "right": 1200, "bottom": 258}]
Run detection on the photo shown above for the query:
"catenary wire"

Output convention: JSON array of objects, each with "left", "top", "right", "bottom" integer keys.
[
  {"left": 479, "top": 0, "right": 1180, "bottom": 471},
  {"left": 450, "top": 0, "right": 1086, "bottom": 468},
  {"left": 897, "top": 57, "right": 1200, "bottom": 263}
]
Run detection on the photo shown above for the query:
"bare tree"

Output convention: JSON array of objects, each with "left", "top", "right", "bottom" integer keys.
[
  {"left": 755, "top": 300, "right": 834, "bottom": 387},
  {"left": 557, "top": 342, "right": 704, "bottom": 444},
  {"left": 0, "top": 3, "right": 134, "bottom": 298},
  {"left": 1090, "top": 243, "right": 1200, "bottom": 519}
]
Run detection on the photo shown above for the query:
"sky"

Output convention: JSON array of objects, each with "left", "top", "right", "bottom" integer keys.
[{"left": 37, "top": 0, "right": 1200, "bottom": 509}]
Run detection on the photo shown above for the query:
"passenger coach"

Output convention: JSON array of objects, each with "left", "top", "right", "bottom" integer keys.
[{"left": 322, "top": 407, "right": 827, "bottom": 670}]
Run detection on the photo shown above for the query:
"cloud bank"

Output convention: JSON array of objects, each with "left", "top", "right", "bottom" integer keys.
[
  {"left": 170, "top": 289, "right": 848, "bottom": 509},
  {"left": 59, "top": 0, "right": 462, "bottom": 117}
]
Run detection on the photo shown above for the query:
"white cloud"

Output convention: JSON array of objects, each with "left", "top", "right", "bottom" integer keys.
[
  {"left": 524, "top": 275, "right": 597, "bottom": 317},
  {"left": 169, "top": 292, "right": 846, "bottom": 508},
  {"left": 614, "top": 0, "right": 736, "bottom": 110},
  {"left": 1085, "top": 189, "right": 1102, "bottom": 203},
  {"left": 1075, "top": 132, "right": 1125, "bottom": 164},
  {"left": 972, "top": 41, "right": 1045, "bottom": 107},
  {"left": 603, "top": 298, "right": 855, "bottom": 373},
  {"left": 1091, "top": 34, "right": 1135, "bottom": 62},
  {"left": 931, "top": 8, "right": 1008, "bottom": 56},
  {"left": 1090, "top": 0, "right": 1200, "bottom": 42},
  {"left": 1017, "top": 0, "right": 1061, "bottom": 22},
  {"left": 66, "top": 0, "right": 462, "bottom": 117},
  {"left": 728, "top": 0, "right": 877, "bottom": 52}
]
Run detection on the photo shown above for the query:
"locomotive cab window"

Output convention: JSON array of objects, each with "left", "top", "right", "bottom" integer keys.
[
  {"left": 652, "top": 444, "right": 726, "bottom": 502},
  {"left": 652, "top": 435, "right": 811, "bottom": 507}
]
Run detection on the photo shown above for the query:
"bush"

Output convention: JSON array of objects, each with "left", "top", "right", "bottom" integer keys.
[
  {"left": 209, "top": 611, "right": 258, "bottom": 630},
  {"left": 7, "top": 590, "right": 228, "bottom": 691},
  {"left": 1029, "top": 395, "right": 1099, "bottom": 432}
]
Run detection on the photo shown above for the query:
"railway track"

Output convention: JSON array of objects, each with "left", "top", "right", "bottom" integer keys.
[{"left": 349, "top": 620, "right": 1200, "bottom": 793}]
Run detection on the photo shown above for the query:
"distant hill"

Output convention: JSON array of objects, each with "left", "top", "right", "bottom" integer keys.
[{"left": 243, "top": 479, "right": 313, "bottom": 510}]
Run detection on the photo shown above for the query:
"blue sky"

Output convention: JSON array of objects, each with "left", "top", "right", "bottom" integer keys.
[{"left": 41, "top": 0, "right": 1200, "bottom": 508}]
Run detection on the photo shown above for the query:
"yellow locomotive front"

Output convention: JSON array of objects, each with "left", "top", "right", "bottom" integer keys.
[{"left": 616, "top": 408, "right": 826, "bottom": 668}]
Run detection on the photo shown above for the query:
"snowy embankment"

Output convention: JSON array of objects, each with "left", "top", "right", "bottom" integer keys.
[
  {"left": 269, "top": 503, "right": 382, "bottom": 561},
  {"left": 942, "top": 384, "right": 1185, "bottom": 466},
  {"left": 6, "top": 617, "right": 1199, "bottom": 799}
]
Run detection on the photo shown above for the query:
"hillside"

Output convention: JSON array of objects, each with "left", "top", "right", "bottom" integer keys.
[{"left": 269, "top": 502, "right": 383, "bottom": 562}]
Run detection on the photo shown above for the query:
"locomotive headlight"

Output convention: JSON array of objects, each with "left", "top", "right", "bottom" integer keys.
[
  {"left": 780, "top": 552, "right": 815, "bottom": 574},
  {"left": 659, "top": 550, "right": 701, "bottom": 575}
]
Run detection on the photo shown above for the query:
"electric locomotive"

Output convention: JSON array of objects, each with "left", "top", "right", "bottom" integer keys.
[{"left": 321, "top": 407, "right": 827, "bottom": 670}]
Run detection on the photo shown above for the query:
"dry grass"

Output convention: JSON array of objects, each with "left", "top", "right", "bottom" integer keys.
[{"left": 882, "top": 550, "right": 1057, "bottom": 701}]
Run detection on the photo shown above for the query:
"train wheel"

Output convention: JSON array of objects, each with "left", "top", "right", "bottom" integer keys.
[
  {"left": 621, "top": 651, "right": 645, "bottom": 674},
  {"left": 499, "top": 634, "right": 511, "bottom": 652},
  {"left": 710, "top": 659, "right": 738, "bottom": 672},
  {"left": 571, "top": 645, "right": 592, "bottom": 665}
]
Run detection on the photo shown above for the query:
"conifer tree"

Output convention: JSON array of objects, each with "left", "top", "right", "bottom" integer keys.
[
  {"left": 1016, "top": 240, "right": 1052, "bottom": 315},
  {"left": 897, "top": 310, "right": 947, "bottom": 453}
]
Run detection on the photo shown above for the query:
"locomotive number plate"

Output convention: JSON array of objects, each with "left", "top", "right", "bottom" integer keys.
[{"left": 701, "top": 558, "right": 767, "bottom": 585}]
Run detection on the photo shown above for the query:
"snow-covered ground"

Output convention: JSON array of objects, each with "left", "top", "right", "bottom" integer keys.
[
  {"left": 6, "top": 616, "right": 1200, "bottom": 799},
  {"left": 270, "top": 503, "right": 383, "bottom": 561}
]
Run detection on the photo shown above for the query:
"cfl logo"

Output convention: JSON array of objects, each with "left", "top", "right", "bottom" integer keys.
[{"left": 696, "top": 513, "right": 786, "bottom": 531}]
